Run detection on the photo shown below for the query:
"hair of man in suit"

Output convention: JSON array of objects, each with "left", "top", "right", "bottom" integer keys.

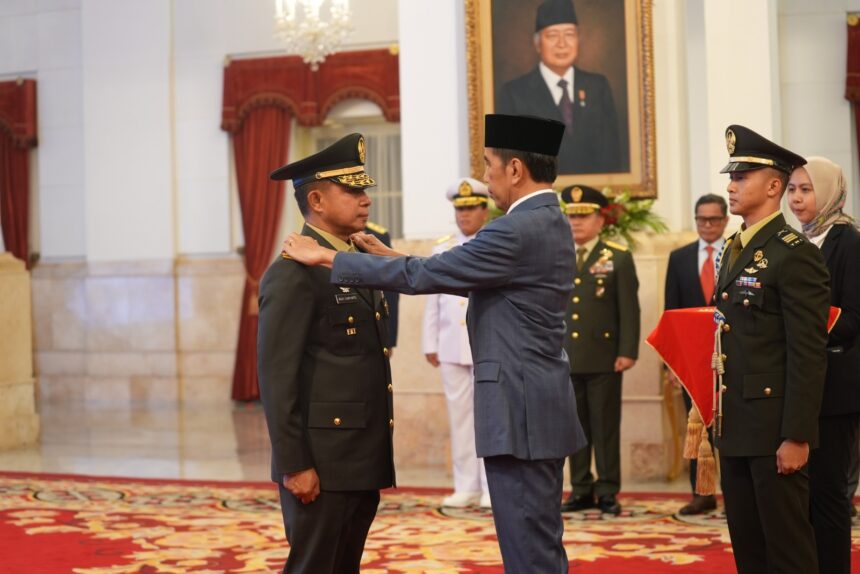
[
  {"left": 491, "top": 148, "right": 558, "bottom": 184},
  {"left": 694, "top": 194, "right": 728, "bottom": 217}
]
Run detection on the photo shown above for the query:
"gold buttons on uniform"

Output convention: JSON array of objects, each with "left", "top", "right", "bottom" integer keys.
[
  {"left": 383, "top": 347, "right": 390, "bottom": 357},
  {"left": 333, "top": 417, "right": 342, "bottom": 426},
  {"left": 764, "top": 387, "right": 772, "bottom": 396},
  {"left": 387, "top": 384, "right": 393, "bottom": 393},
  {"left": 389, "top": 419, "right": 394, "bottom": 428},
  {"left": 604, "top": 332, "right": 611, "bottom": 339},
  {"left": 348, "top": 316, "right": 355, "bottom": 325},
  {"left": 722, "top": 324, "right": 731, "bottom": 333},
  {"left": 743, "top": 299, "right": 750, "bottom": 307},
  {"left": 721, "top": 292, "right": 729, "bottom": 301},
  {"left": 721, "top": 385, "right": 727, "bottom": 393},
  {"left": 574, "top": 278, "right": 582, "bottom": 285},
  {"left": 571, "top": 313, "right": 579, "bottom": 321},
  {"left": 572, "top": 296, "right": 580, "bottom": 304},
  {"left": 375, "top": 312, "right": 381, "bottom": 320},
  {"left": 597, "top": 278, "right": 604, "bottom": 286},
  {"left": 571, "top": 332, "right": 579, "bottom": 339}
]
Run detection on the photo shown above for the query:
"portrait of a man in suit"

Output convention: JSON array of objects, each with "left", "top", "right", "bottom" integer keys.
[{"left": 494, "top": 0, "right": 628, "bottom": 175}]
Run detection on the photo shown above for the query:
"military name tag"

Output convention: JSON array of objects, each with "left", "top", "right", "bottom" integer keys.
[{"left": 335, "top": 293, "right": 359, "bottom": 305}]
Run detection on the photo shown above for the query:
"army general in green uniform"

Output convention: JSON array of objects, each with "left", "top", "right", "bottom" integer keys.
[
  {"left": 715, "top": 125, "right": 830, "bottom": 574},
  {"left": 559, "top": 185, "right": 640, "bottom": 515},
  {"left": 257, "top": 133, "right": 395, "bottom": 574}
]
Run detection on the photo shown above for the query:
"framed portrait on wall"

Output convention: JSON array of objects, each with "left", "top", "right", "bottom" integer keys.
[{"left": 466, "top": 0, "right": 657, "bottom": 197}]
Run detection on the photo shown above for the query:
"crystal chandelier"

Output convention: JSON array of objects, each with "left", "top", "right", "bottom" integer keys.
[{"left": 274, "top": 0, "right": 353, "bottom": 71}]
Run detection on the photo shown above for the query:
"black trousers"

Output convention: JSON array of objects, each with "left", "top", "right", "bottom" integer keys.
[
  {"left": 809, "top": 413, "right": 860, "bottom": 574},
  {"left": 569, "top": 372, "right": 622, "bottom": 497},
  {"left": 484, "top": 455, "right": 568, "bottom": 574},
  {"left": 720, "top": 455, "right": 818, "bottom": 574},
  {"left": 278, "top": 484, "right": 379, "bottom": 574}
]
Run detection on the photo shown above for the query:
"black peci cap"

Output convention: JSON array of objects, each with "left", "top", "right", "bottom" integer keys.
[
  {"left": 485, "top": 114, "right": 565, "bottom": 156},
  {"left": 535, "top": 0, "right": 578, "bottom": 32},
  {"left": 720, "top": 125, "right": 806, "bottom": 175},
  {"left": 560, "top": 184, "right": 608, "bottom": 215},
  {"left": 270, "top": 132, "right": 376, "bottom": 189}
]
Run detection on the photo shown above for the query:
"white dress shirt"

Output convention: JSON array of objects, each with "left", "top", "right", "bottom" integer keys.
[
  {"left": 698, "top": 237, "right": 726, "bottom": 273},
  {"left": 538, "top": 62, "right": 575, "bottom": 105},
  {"left": 809, "top": 225, "right": 832, "bottom": 250}
]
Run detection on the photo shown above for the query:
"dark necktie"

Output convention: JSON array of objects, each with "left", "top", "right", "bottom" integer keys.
[
  {"left": 727, "top": 237, "right": 743, "bottom": 270},
  {"left": 576, "top": 247, "right": 587, "bottom": 271},
  {"left": 557, "top": 78, "right": 573, "bottom": 129}
]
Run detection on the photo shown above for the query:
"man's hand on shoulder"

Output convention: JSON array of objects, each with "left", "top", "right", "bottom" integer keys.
[
  {"left": 282, "top": 233, "right": 336, "bottom": 268},
  {"left": 284, "top": 468, "right": 320, "bottom": 504}
]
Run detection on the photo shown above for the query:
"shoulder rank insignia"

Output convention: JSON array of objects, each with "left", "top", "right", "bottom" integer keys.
[
  {"left": 365, "top": 221, "right": 388, "bottom": 235},
  {"left": 435, "top": 234, "right": 454, "bottom": 245},
  {"left": 777, "top": 228, "right": 804, "bottom": 248},
  {"left": 604, "top": 240, "right": 628, "bottom": 252}
]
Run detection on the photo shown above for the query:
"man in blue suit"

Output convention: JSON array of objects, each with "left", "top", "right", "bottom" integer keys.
[{"left": 283, "top": 113, "right": 587, "bottom": 573}]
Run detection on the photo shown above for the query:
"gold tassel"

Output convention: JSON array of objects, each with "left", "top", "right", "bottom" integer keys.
[
  {"left": 695, "top": 427, "right": 717, "bottom": 496},
  {"left": 683, "top": 407, "right": 703, "bottom": 460}
]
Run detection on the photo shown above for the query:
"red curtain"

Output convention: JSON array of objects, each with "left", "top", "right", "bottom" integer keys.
[
  {"left": 230, "top": 107, "right": 290, "bottom": 401},
  {"left": 0, "top": 80, "right": 37, "bottom": 267},
  {"left": 847, "top": 15, "right": 860, "bottom": 168}
]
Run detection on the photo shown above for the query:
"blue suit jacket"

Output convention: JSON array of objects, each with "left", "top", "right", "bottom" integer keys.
[{"left": 333, "top": 191, "right": 587, "bottom": 460}]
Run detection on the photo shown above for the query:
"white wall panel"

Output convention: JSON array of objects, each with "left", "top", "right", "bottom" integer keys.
[
  {"left": 82, "top": 0, "right": 174, "bottom": 261},
  {"left": 0, "top": 13, "right": 38, "bottom": 74}
]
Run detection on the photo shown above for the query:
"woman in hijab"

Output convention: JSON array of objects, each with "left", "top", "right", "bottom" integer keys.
[{"left": 788, "top": 156, "right": 860, "bottom": 574}]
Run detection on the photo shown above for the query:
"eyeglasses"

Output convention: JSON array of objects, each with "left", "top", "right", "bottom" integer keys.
[{"left": 695, "top": 216, "right": 726, "bottom": 226}]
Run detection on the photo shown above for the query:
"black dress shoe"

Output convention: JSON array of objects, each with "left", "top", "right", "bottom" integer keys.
[
  {"left": 597, "top": 494, "right": 621, "bottom": 515},
  {"left": 678, "top": 494, "right": 717, "bottom": 516},
  {"left": 561, "top": 494, "right": 595, "bottom": 512}
]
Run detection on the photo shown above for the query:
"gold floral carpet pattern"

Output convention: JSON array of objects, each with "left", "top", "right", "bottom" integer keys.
[{"left": 1, "top": 472, "right": 859, "bottom": 573}]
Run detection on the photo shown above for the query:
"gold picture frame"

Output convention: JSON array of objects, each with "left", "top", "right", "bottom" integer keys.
[{"left": 466, "top": 0, "right": 657, "bottom": 197}]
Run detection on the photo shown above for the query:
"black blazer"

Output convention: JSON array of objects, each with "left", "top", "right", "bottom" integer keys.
[
  {"left": 819, "top": 224, "right": 860, "bottom": 416},
  {"left": 496, "top": 66, "right": 624, "bottom": 174},
  {"left": 665, "top": 240, "right": 708, "bottom": 310},
  {"left": 257, "top": 225, "right": 395, "bottom": 491}
]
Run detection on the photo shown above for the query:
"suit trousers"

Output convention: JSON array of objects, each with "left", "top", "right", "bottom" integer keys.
[
  {"left": 569, "top": 372, "right": 622, "bottom": 497},
  {"left": 484, "top": 455, "right": 568, "bottom": 574},
  {"left": 809, "top": 413, "right": 860, "bottom": 574},
  {"left": 278, "top": 484, "right": 379, "bottom": 574},
  {"left": 440, "top": 362, "right": 487, "bottom": 494},
  {"left": 720, "top": 455, "right": 818, "bottom": 574}
]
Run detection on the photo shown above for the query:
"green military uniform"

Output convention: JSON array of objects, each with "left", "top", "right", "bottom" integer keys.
[
  {"left": 714, "top": 125, "right": 830, "bottom": 574},
  {"left": 259, "top": 133, "right": 395, "bottom": 574},
  {"left": 560, "top": 185, "right": 640, "bottom": 513}
]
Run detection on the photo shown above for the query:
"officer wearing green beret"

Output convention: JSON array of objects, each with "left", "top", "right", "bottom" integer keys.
[
  {"left": 559, "top": 184, "right": 640, "bottom": 515},
  {"left": 714, "top": 125, "right": 830, "bottom": 574},
  {"left": 258, "top": 132, "right": 395, "bottom": 574}
]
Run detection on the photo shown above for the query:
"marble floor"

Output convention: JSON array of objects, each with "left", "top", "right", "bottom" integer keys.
[{"left": 0, "top": 401, "right": 692, "bottom": 493}]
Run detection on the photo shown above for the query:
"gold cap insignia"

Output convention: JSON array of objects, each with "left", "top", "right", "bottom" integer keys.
[
  {"left": 571, "top": 186, "right": 583, "bottom": 202},
  {"left": 459, "top": 180, "right": 473, "bottom": 196},
  {"left": 754, "top": 249, "right": 763, "bottom": 262},
  {"left": 726, "top": 129, "right": 737, "bottom": 155},
  {"left": 357, "top": 136, "right": 366, "bottom": 164}
]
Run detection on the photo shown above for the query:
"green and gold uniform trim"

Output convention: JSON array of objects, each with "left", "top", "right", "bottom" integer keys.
[
  {"left": 565, "top": 202, "right": 602, "bottom": 215},
  {"left": 604, "top": 239, "right": 629, "bottom": 252},
  {"left": 453, "top": 196, "right": 489, "bottom": 208},
  {"left": 777, "top": 228, "right": 805, "bottom": 248},
  {"left": 365, "top": 221, "right": 388, "bottom": 235},
  {"left": 727, "top": 156, "right": 776, "bottom": 167}
]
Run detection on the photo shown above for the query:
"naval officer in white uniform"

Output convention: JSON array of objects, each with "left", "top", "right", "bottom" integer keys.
[{"left": 423, "top": 178, "right": 491, "bottom": 508}]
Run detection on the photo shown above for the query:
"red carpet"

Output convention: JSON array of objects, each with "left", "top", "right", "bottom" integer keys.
[{"left": 0, "top": 471, "right": 857, "bottom": 572}]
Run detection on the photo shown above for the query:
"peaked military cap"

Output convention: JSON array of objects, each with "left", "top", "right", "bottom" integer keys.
[
  {"left": 536, "top": 0, "right": 578, "bottom": 32},
  {"left": 447, "top": 177, "right": 489, "bottom": 208},
  {"left": 485, "top": 114, "right": 565, "bottom": 156},
  {"left": 720, "top": 125, "right": 806, "bottom": 175},
  {"left": 270, "top": 132, "right": 376, "bottom": 189},
  {"left": 560, "top": 184, "right": 608, "bottom": 215}
]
